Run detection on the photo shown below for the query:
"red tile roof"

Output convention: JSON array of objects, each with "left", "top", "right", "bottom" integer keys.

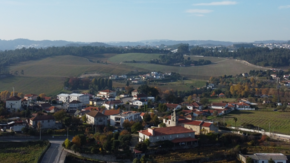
[
  {"left": 24, "top": 94, "right": 37, "bottom": 97},
  {"left": 178, "top": 119, "right": 203, "bottom": 126},
  {"left": 192, "top": 102, "right": 202, "bottom": 107},
  {"left": 202, "top": 122, "right": 213, "bottom": 127},
  {"left": 166, "top": 104, "right": 180, "bottom": 108},
  {"left": 84, "top": 107, "right": 102, "bottom": 111},
  {"left": 104, "top": 109, "right": 120, "bottom": 116},
  {"left": 236, "top": 102, "right": 250, "bottom": 106},
  {"left": 99, "top": 89, "right": 114, "bottom": 93},
  {"left": 171, "top": 137, "right": 198, "bottom": 143},
  {"left": 139, "top": 126, "right": 194, "bottom": 136},
  {"left": 212, "top": 103, "right": 227, "bottom": 107}
]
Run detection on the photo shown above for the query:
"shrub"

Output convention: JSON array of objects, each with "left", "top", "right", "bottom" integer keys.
[
  {"left": 64, "top": 138, "right": 71, "bottom": 149},
  {"left": 71, "top": 144, "right": 78, "bottom": 153},
  {"left": 91, "top": 147, "right": 97, "bottom": 154}
]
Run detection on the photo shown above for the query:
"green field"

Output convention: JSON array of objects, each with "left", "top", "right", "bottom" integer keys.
[
  {"left": 109, "top": 53, "right": 266, "bottom": 79},
  {"left": 209, "top": 98, "right": 237, "bottom": 102},
  {"left": 214, "top": 110, "right": 290, "bottom": 134},
  {"left": 0, "top": 141, "right": 49, "bottom": 163},
  {"left": 0, "top": 53, "right": 266, "bottom": 95}
]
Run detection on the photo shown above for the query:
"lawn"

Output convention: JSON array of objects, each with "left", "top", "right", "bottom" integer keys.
[
  {"left": 213, "top": 110, "right": 290, "bottom": 134},
  {"left": 109, "top": 53, "right": 267, "bottom": 79},
  {"left": 0, "top": 141, "right": 49, "bottom": 163}
]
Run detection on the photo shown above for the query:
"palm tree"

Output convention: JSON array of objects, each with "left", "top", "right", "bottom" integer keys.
[{"left": 233, "top": 117, "right": 237, "bottom": 129}]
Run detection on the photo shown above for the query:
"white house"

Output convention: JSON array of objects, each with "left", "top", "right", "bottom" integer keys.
[
  {"left": 102, "top": 100, "right": 123, "bottom": 109},
  {"left": 24, "top": 94, "right": 38, "bottom": 101},
  {"left": 131, "top": 90, "right": 138, "bottom": 97},
  {"left": 29, "top": 115, "right": 56, "bottom": 129},
  {"left": 235, "top": 102, "right": 255, "bottom": 110},
  {"left": 86, "top": 111, "right": 108, "bottom": 126},
  {"left": 211, "top": 103, "right": 228, "bottom": 109},
  {"left": 138, "top": 126, "right": 198, "bottom": 147},
  {"left": 97, "top": 90, "right": 116, "bottom": 98},
  {"left": 130, "top": 99, "right": 148, "bottom": 107},
  {"left": 57, "top": 93, "right": 89, "bottom": 105},
  {"left": 6, "top": 96, "right": 22, "bottom": 111},
  {"left": 110, "top": 111, "right": 141, "bottom": 127},
  {"left": 239, "top": 153, "right": 287, "bottom": 163},
  {"left": 183, "top": 102, "right": 202, "bottom": 110}
]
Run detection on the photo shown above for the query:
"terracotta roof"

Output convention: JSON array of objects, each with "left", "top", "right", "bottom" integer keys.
[
  {"left": 166, "top": 103, "right": 180, "bottom": 108},
  {"left": 86, "top": 111, "right": 107, "bottom": 118},
  {"left": 202, "top": 122, "right": 213, "bottom": 127},
  {"left": 104, "top": 109, "right": 120, "bottom": 116},
  {"left": 47, "top": 106, "right": 56, "bottom": 111},
  {"left": 212, "top": 103, "right": 227, "bottom": 107},
  {"left": 99, "top": 89, "right": 114, "bottom": 93},
  {"left": 24, "top": 94, "right": 37, "bottom": 97},
  {"left": 171, "top": 137, "right": 198, "bottom": 143},
  {"left": 6, "top": 96, "right": 22, "bottom": 101},
  {"left": 84, "top": 107, "right": 102, "bottom": 111},
  {"left": 44, "top": 97, "right": 51, "bottom": 100},
  {"left": 133, "top": 149, "right": 143, "bottom": 153},
  {"left": 139, "top": 126, "right": 194, "bottom": 136},
  {"left": 219, "top": 93, "right": 225, "bottom": 96},
  {"left": 236, "top": 102, "right": 250, "bottom": 106},
  {"left": 192, "top": 102, "right": 202, "bottom": 107},
  {"left": 182, "top": 110, "right": 193, "bottom": 114},
  {"left": 30, "top": 115, "right": 55, "bottom": 121},
  {"left": 178, "top": 119, "right": 203, "bottom": 126}
]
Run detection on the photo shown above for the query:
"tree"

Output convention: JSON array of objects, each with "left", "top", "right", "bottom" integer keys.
[
  {"left": 143, "top": 113, "right": 151, "bottom": 123},
  {"left": 131, "top": 122, "right": 143, "bottom": 133},
  {"left": 72, "top": 135, "right": 82, "bottom": 147},
  {"left": 103, "top": 141, "right": 112, "bottom": 151},
  {"left": 120, "top": 130, "right": 130, "bottom": 136},
  {"left": 159, "top": 123, "right": 166, "bottom": 127},
  {"left": 200, "top": 98, "right": 209, "bottom": 105},
  {"left": 133, "top": 158, "right": 140, "bottom": 163},
  {"left": 152, "top": 115, "right": 159, "bottom": 125},
  {"left": 122, "top": 119, "right": 131, "bottom": 129},
  {"left": 212, "top": 110, "right": 218, "bottom": 117},
  {"left": 233, "top": 117, "right": 237, "bottom": 128},
  {"left": 268, "top": 158, "right": 275, "bottom": 163},
  {"left": 144, "top": 139, "right": 150, "bottom": 146},
  {"left": 81, "top": 115, "right": 87, "bottom": 123},
  {"left": 64, "top": 138, "right": 71, "bottom": 149},
  {"left": 135, "top": 142, "right": 147, "bottom": 152},
  {"left": 245, "top": 157, "right": 253, "bottom": 163},
  {"left": 54, "top": 110, "right": 66, "bottom": 121},
  {"left": 39, "top": 93, "right": 46, "bottom": 99},
  {"left": 177, "top": 44, "right": 189, "bottom": 54}
]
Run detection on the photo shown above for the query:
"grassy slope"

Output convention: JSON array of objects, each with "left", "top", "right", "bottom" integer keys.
[
  {"left": 109, "top": 53, "right": 266, "bottom": 79},
  {"left": 214, "top": 110, "right": 290, "bottom": 134},
  {"left": 2, "top": 55, "right": 135, "bottom": 95}
]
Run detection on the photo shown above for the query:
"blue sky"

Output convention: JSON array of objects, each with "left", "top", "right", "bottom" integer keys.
[{"left": 0, "top": 0, "right": 289, "bottom": 42}]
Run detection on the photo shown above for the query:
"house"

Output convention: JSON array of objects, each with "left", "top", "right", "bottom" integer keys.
[
  {"left": 103, "top": 109, "right": 121, "bottom": 119},
  {"left": 89, "top": 98, "right": 106, "bottom": 106},
  {"left": 207, "top": 83, "right": 215, "bottom": 89},
  {"left": 130, "top": 99, "right": 148, "bottom": 107},
  {"left": 40, "top": 103, "right": 52, "bottom": 110},
  {"left": 138, "top": 126, "right": 198, "bottom": 148},
  {"left": 45, "top": 106, "right": 60, "bottom": 113},
  {"left": 211, "top": 103, "right": 228, "bottom": 109},
  {"left": 102, "top": 100, "right": 123, "bottom": 109},
  {"left": 82, "top": 106, "right": 103, "bottom": 112},
  {"left": 182, "top": 102, "right": 202, "bottom": 110},
  {"left": 133, "top": 94, "right": 147, "bottom": 100},
  {"left": 97, "top": 90, "right": 116, "bottom": 98},
  {"left": 86, "top": 111, "right": 107, "bottom": 126},
  {"left": 24, "top": 94, "right": 38, "bottom": 101},
  {"left": 242, "top": 73, "right": 249, "bottom": 77},
  {"left": 57, "top": 93, "right": 89, "bottom": 105},
  {"left": 166, "top": 103, "right": 181, "bottom": 111},
  {"left": 29, "top": 115, "right": 56, "bottom": 129},
  {"left": 8, "top": 121, "right": 26, "bottom": 132},
  {"left": 69, "top": 100, "right": 83, "bottom": 110},
  {"left": 163, "top": 110, "right": 218, "bottom": 135},
  {"left": 218, "top": 93, "right": 225, "bottom": 98},
  {"left": 238, "top": 153, "right": 287, "bottom": 163},
  {"left": 110, "top": 111, "right": 141, "bottom": 127},
  {"left": 6, "top": 96, "right": 22, "bottom": 111},
  {"left": 132, "top": 89, "right": 138, "bottom": 97},
  {"left": 235, "top": 102, "right": 255, "bottom": 110}
]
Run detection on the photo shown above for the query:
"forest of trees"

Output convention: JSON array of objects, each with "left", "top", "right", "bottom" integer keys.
[
  {"left": 150, "top": 53, "right": 212, "bottom": 66},
  {"left": 64, "top": 77, "right": 112, "bottom": 93},
  {"left": 190, "top": 46, "right": 290, "bottom": 67},
  {"left": 0, "top": 46, "right": 170, "bottom": 74}
]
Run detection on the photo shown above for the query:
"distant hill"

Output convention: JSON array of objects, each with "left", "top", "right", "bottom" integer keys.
[
  {"left": 0, "top": 39, "right": 110, "bottom": 50},
  {"left": 107, "top": 40, "right": 235, "bottom": 47}
]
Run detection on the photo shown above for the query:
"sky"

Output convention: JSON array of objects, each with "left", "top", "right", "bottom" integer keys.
[{"left": 0, "top": 0, "right": 289, "bottom": 42}]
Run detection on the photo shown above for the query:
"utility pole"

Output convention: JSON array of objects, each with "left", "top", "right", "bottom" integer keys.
[{"left": 269, "top": 122, "right": 270, "bottom": 137}]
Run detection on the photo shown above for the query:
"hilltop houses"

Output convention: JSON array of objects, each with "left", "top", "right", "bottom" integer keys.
[
  {"left": 6, "top": 96, "right": 22, "bottom": 111},
  {"left": 57, "top": 93, "right": 90, "bottom": 105}
]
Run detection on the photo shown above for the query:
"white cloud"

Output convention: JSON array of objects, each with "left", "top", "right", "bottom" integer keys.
[
  {"left": 279, "top": 5, "right": 290, "bottom": 9},
  {"left": 193, "top": 1, "right": 237, "bottom": 6},
  {"left": 186, "top": 9, "right": 213, "bottom": 14}
]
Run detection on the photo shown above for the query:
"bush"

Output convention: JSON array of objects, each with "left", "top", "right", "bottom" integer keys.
[
  {"left": 64, "top": 138, "right": 71, "bottom": 149},
  {"left": 91, "top": 147, "right": 97, "bottom": 154},
  {"left": 71, "top": 144, "right": 80, "bottom": 153}
]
